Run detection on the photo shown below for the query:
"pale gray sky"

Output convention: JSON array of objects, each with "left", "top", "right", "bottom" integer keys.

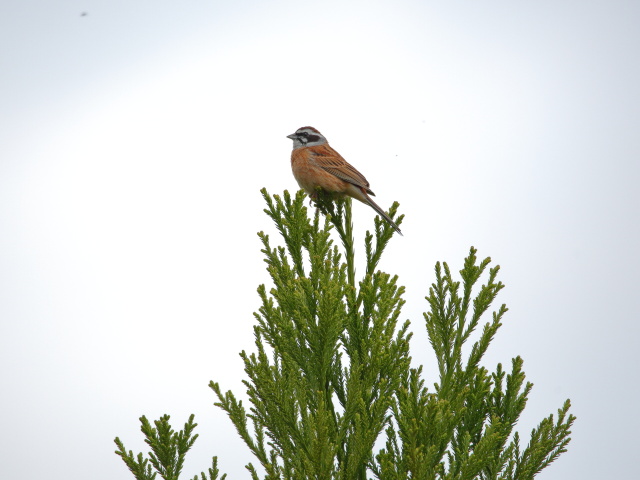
[{"left": 1, "top": 1, "right": 639, "bottom": 479}]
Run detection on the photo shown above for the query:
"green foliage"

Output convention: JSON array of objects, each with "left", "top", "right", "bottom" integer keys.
[
  {"left": 211, "top": 189, "right": 409, "bottom": 479},
  {"left": 115, "top": 188, "right": 575, "bottom": 480},
  {"left": 114, "top": 414, "right": 226, "bottom": 480}
]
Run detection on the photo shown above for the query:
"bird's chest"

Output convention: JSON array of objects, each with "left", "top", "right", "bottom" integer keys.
[{"left": 291, "top": 154, "right": 318, "bottom": 193}]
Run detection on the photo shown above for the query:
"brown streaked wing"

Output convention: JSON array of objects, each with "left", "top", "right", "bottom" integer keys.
[{"left": 309, "top": 144, "right": 372, "bottom": 192}]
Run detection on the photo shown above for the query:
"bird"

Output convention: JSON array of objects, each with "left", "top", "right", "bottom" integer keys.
[{"left": 287, "top": 126, "right": 402, "bottom": 235}]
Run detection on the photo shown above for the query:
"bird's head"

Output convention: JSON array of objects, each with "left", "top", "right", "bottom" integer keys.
[{"left": 287, "top": 126, "right": 327, "bottom": 149}]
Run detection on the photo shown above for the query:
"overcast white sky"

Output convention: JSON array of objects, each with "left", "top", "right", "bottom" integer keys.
[{"left": 1, "top": 1, "right": 639, "bottom": 479}]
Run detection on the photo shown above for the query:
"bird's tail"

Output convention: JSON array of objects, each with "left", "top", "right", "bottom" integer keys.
[{"left": 362, "top": 191, "right": 403, "bottom": 236}]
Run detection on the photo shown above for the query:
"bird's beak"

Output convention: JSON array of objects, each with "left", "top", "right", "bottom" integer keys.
[{"left": 286, "top": 133, "right": 296, "bottom": 139}]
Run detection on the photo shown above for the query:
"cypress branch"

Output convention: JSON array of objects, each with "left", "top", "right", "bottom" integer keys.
[{"left": 115, "top": 189, "right": 574, "bottom": 480}]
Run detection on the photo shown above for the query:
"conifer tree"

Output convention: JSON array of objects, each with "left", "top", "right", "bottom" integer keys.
[{"left": 115, "top": 189, "right": 575, "bottom": 480}]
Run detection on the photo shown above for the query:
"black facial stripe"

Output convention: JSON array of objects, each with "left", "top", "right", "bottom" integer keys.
[{"left": 306, "top": 134, "right": 321, "bottom": 143}]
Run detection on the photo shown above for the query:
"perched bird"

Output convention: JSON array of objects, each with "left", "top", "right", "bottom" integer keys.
[{"left": 287, "top": 126, "right": 402, "bottom": 235}]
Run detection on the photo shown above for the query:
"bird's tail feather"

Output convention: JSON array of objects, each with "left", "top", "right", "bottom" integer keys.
[{"left": 362, "top": 192, "right": 403, "bottom": 236}]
